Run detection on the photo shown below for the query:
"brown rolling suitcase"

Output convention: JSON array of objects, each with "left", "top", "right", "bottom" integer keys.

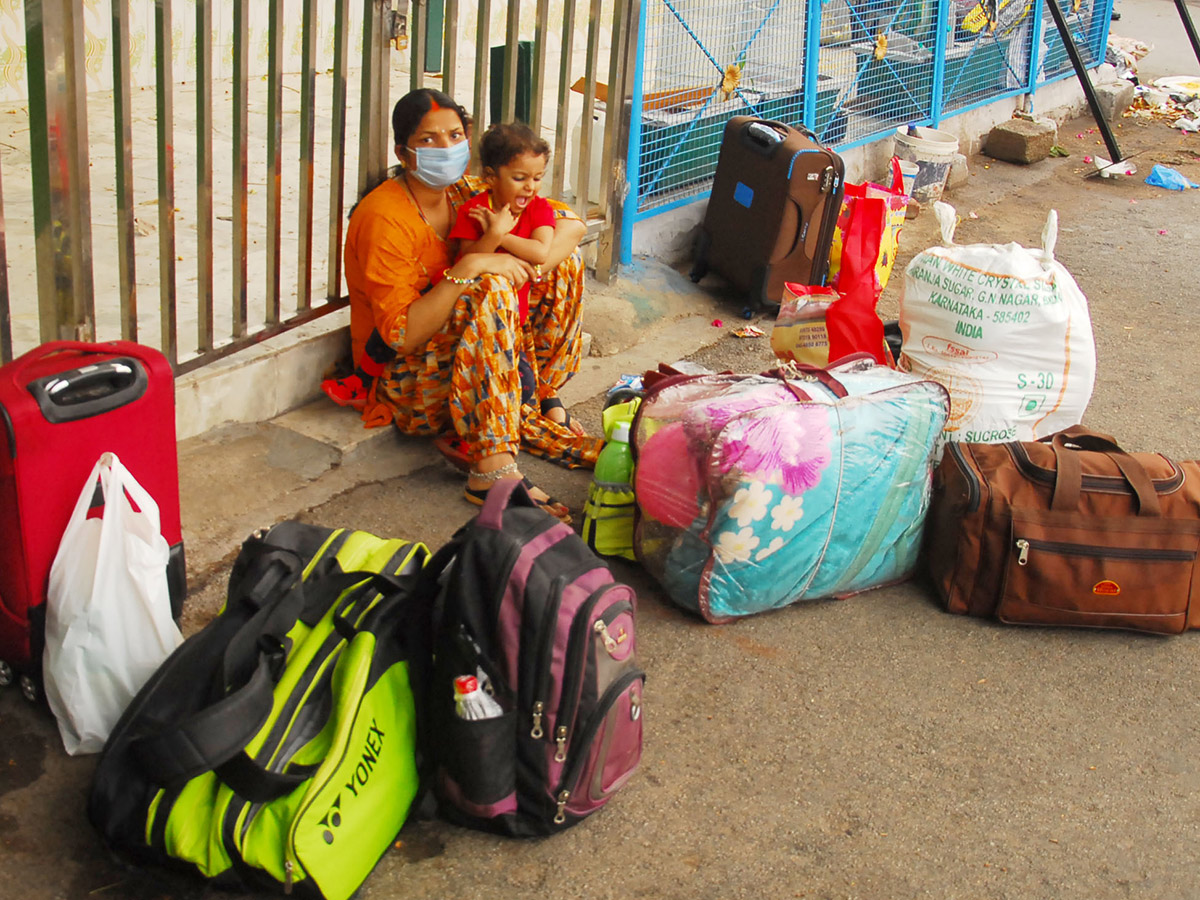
[
  {"left": 690, "top": 117, "right": 845, "bottom": 313},
  {"left": 924, "top": 426, "right": 1200, "bottom": 634}
]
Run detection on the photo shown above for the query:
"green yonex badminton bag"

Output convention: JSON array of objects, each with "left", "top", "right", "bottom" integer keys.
[{"left": 88, "top": 522, "right": 429, "bottom": 900}]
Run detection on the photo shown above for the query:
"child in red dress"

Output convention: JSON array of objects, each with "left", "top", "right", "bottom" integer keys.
[{"left": 448, "top": 123, "right": 555, "bottom": 325}]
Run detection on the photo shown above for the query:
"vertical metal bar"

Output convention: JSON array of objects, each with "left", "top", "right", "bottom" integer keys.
[
  {"left": 502, "top": 0, "right": 520, "bottom": 122},
  {"left": 551, "top": 0, "right": 577, "bottom": 197},
  {"left": 154, "top": 0, "right": 177, "bottom": 364},
  {"left": 594, "top": 0, "right": 635, "bottom": 283},
  {"left": 1027, "top": 0, "right": 1045, "bottom": 92},
  {"left": 297, "top": 0, "right": 318, "bottom": 311},
  {"left": 530, "top": 0, "right": 550, "bottom": 134},
  {"left": 196, "top": 0, "right": 214, "bottom": 352},
  {"left": 0, "top": 162, "right": 10, "bottom": 363},
  {"left": 574, "top": 0, "right": 602, "bottom": 218},
  {"left": 412, "top": 0, "right": 427, "bottom": 91},
  {"left": 802, "top": 0, "right": 820, "bottom": 131},
  {"left": 266, "top": 0, "right": 284, "bottom": 325},
  {"left": 473, "top": 0, "right": 491, "bottom": 139},
  {"left": 111, "top": 0, "right": 137, "bottom": 342},
  {"left": 442, "top": 0, "right": 459, "bottom": 98},
  {"left": 931, "top": 0, "right": 949, "bottom": 126},
  {"left": 232, "top": 0, "right": 249, "bottom": 338},
  {"left": 618, "top": 0, "right": 646, "bottom": 266},
  {"left": 327, "top": 0, "right": 352, "bottom": 300},
  {"left": 358, "top": 0, "right": 389, "bottom": 198},
  {"left": 24, "top": 0, "right": 96, "bottom": 344}
]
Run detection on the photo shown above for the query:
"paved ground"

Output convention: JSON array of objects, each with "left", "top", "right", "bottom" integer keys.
[{"left": 4, "top": 3, "right": 1200, "bottom": 898}]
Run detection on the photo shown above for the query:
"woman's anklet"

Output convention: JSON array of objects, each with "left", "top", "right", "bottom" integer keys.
[{"left": 468, "top": 461, "right": 520, "bottom": 483}]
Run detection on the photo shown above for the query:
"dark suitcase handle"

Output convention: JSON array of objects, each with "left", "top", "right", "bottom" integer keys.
[
  {"left": 740, "top": 119, "right": 819, "bottom": 155},
  {"left": 26, "top": 356, "right": 149, "bottom": 424},
  {"left": 1049, "top": 430, "right": 1162, "bottom": 517}
]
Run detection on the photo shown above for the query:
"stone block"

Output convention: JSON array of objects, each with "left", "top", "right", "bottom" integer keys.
[
  {"left": 984, "top": 117, "right": 1058, "bottom": 165},
  {"left": 1096, "top": 80, "right": 1137, "bottom": 123}
]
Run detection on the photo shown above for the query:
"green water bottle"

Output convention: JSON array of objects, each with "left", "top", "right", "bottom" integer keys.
[
  {"left": 594, "top": 421, "right": 633, "bottom": 484},
  {"left": 583, "top": 420, "right": 637, "bottom": 560}
]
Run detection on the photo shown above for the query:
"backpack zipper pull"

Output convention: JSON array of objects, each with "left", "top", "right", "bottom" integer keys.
[
  {"left": 554, "top": 789, "right": 570, "bottom": 824},
  {"left": 531, "top": 701, "right": 545, "bottom": 739},
  {"left": 284, "top": 860, "right": 294, "bottom": 894},
  {"left": 555, "top": 724, "right": 568, "bottom": 762},
  {"left": 1016, "top": 539, "right": 1030, "bottom": 566},
  {"left": 594, "top": 619, "right": 618, "bottom": 655}
]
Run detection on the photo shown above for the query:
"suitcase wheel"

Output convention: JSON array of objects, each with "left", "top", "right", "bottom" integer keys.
[
  {"left": 18, "top": 673, "right": 41, "bottom": 704},
  {"left": 0, "top": 659, "right": 13, "bottom": 688}
]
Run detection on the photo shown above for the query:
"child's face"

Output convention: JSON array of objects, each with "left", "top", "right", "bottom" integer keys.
[{"left": 485, "top": 151, "right": 548, "bottom": 213}]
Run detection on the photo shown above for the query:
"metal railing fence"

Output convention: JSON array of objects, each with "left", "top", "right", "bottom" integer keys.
[
  {"left": 0, "top": 0, "right": 633, "bottom": 371},
  {"left": 621, "top": 0, "right": 1113, "bottom": 265}
]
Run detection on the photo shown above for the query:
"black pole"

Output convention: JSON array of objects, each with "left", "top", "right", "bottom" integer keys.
[
  {"left": 1174, "top": 0, "right": 1200, "bottom": 67},
  {"left": 1044, "top": 0, "right": 1124, "bottom": 163}
]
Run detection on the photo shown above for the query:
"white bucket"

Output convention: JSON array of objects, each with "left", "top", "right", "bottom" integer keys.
[
  {"left": 896, "top": 158, "right": 920, "bottom": 199},
  {"left": 892, "top": 126, "right": 959, "bottom": 205}
]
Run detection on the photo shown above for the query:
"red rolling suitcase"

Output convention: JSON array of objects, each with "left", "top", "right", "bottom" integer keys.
[
  {"left": 0, "top": 341, "right": 185, "bottom": 696},
  {"left": 691, "top": 117, "right": 845, "bottom": 314}
]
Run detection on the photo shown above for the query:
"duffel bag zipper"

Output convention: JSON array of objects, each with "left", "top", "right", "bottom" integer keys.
[
  {"left": 554, "top": 668, "right": 645, "bottom": 825},
  {"left": 555, "top": 594, "right": 634, "bottom": 764},
  {"left": 1016, "top": 538, "right": 1197, "bottom": 566},
  {"left": 947, "top": 443, "right": 981, "bottom": 513}
]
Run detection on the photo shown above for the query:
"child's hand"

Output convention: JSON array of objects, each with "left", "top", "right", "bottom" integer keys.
[{"left": 486, "top": 204, "right": 518, "bottom": 236}]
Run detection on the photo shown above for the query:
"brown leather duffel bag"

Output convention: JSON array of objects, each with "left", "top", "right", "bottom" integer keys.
[{"left": 924, "top": 426, "right": 1200, "bottom": 634}]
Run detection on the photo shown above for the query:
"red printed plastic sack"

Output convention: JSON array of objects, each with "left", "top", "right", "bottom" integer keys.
[{"left": 825, "top": 158, "right": 910, "bottom": 364}]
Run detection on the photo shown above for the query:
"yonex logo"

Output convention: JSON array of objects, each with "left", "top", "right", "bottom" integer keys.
[
  {"left": 320, "top": 719, "right": 387, "bottom": 845},
  {"left": 320, "top": 796, "right": 342, "bottom": 844}
]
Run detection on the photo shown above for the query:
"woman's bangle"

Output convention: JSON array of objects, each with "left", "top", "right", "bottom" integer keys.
[{"left": 442, "top": 268, "right": 478, "bottom": 286}]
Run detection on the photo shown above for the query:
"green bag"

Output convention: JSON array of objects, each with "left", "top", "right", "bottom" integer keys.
[{"left": 88, "top": 522, "right": 429, "bottom": 900}]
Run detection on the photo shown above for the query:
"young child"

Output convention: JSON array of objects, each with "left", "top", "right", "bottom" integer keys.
[
  {"left": 448, "top": 122, "right": 556, "bottom": 325},
  {"left": 323, "top": 123, "right": 556, "bottom": 411}
]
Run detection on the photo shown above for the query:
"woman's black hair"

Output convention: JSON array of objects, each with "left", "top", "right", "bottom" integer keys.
[
  {"left": 479, "top": 122, "right": 551, "bottom": 173},
  {"left": 391, "top": 89, "right": 470, "bottom": 149}
]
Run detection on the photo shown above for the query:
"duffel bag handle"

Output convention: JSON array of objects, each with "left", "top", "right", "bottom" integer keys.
[{"left": 1049, "top": 429, "right": 1162, "bottom": 517}]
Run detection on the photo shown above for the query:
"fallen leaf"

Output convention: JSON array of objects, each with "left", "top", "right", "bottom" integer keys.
[{"left": 712, "top": 318, "right": 723, "bottom": 327}]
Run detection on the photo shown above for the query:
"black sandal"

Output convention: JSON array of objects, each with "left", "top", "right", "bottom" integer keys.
[
  {"left": 540, "top": 397, "right": 577, "bottom": 431},
  {"left": 462, "top": 475, "right": 572, "bottom": 525}
]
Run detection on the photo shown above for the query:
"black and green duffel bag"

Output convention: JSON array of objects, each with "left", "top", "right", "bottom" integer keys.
[{"left": 88, "top": 522, "right": 429, "bottom": 900}]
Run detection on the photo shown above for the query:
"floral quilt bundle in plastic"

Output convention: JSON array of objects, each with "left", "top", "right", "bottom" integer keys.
[{"left": 632, "top": 359, "right": 950, "bottom": 622}]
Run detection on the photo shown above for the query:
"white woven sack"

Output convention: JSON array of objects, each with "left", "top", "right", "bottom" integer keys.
[{"left": 898, "top": 202, "right": 1096, "bottom": 443}]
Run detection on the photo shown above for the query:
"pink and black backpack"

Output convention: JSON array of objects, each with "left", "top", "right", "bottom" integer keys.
[{"left": 422, "top": 478, "right": 644, "bottom": 836}]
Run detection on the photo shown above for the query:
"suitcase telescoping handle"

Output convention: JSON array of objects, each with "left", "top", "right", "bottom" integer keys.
[
  {"left": 740, "top": 119, "right": 818, "bottom": 155},
  {"left": 1047, "top": 426, "right": 1162, "bottom": 516},
  {"left": 5, "top": 340, "right": 152, "bottom": 423}
]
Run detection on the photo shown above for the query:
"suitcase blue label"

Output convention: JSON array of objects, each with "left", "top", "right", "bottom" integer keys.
[{"left": 733, "top": 181, "right": 754, "bottom": 209}]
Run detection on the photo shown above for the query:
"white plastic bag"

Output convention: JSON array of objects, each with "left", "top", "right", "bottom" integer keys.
[
  {"left": 898, "top": 202, "right": 1096, "bottom": 443},
  {"left": 43, "top": 452, "right": 183, "bottom": 755}
]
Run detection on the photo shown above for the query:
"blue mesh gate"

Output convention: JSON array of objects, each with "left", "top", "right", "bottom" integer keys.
[{"left": 622, "top": 0, "right": 1113, "bottom": 265}]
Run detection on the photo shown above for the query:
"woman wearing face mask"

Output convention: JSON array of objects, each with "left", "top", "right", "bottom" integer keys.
[{"left": 343, "top": 89, "right": 598, "bottom": 522}]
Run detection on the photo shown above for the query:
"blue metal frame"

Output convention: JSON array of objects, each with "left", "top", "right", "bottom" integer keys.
[{"left": 621, "top": 0, "right": 1113, "bottom": 265}]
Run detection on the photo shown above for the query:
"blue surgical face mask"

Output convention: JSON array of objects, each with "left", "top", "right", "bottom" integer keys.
[{"left": 408, "top": 140, "right": 470, "bottom": 189}]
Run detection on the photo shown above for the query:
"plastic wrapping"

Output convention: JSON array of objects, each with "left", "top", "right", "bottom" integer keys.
[{"left": 632, "top": 359, "right": 950, "bottom": 622}]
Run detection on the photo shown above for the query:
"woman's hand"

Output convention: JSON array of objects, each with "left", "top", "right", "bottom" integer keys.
[{"left": 454, "top": 253, "right": 534, "bottom": 287}]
